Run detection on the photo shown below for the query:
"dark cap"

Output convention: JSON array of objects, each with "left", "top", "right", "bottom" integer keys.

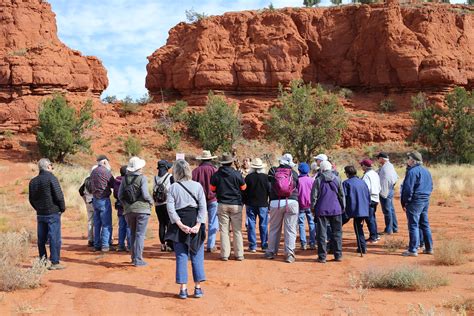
[
  {"left": 157, "top": 160, "right": 172, "bottom": 170},
  {"left": 359, "top": 159, "right": 373, "bottom": 167},
  {"left": 96, "top": 154, "right": 109, "bottom": 162},
  {"left": 407, "top": 151, "right": 423, "bottom": 162},
  {"left": 120, "top": 165, "right": 127, "bottom": 176},
  {"left": 376, "top": 152, "right": 389, "bottom": 159}
]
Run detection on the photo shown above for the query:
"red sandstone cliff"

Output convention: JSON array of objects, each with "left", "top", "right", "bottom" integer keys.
[
  {"left": 146, "top": 3, "right": 473, "bottom": 96},
  {"left": 0, "top": 0, "right": 108, "bottom": 134}
]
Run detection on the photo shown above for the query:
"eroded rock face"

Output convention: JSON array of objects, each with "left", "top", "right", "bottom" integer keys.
[
  {"left": 0, "top": 0, "right": 108, "bottom": 135},
  {"left": 146, "top": 3, "right": 473, "bottom": 96}
]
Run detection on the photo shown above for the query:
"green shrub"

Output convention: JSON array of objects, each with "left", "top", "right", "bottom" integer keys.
[
  {"left": 168, "top": 100, "right": 188, "bottom": 122},
  {"left": 36, "top": 95, "right": 94, "bottom": 162},
  {"left": 187, "top": 91, "right": 241, "bottom": 153},
  {"left": 360, "top": 265, "right": 448, "bottom": 291},
  {"left": 383, "top": 237, "right": 406, "bottom": 252},
  {"left": 380, "top": 98, "right": 396, "bottom": 112},
  {"left": 124, "top": 136, "right": 142, "bottom": 156},
  {"left": 331, "top": 0, "right": 342, "bottom": 5},
  {"left": 102, "top": 95, "right": 117, "bottom": 104},
  {"left": 304, "top": 0, "right": 320, "bottom": 6},
  {"left": 120, "top": 96, "right": 140, "bottom": 115},
  {"left": 266, "top": 80, "right": 347, "bottom": 162},
  {"left": 136, "top": 93, "right": 153, "bottom": 106},
  {"left": 338, "top": 87, "right": 353, "bottom": 99},
  {"left": 410, "top": 88, "right": 474, "bottom": 163},
  {"left": 468, "top": 0, "right": 474, "bottom": 6},
  {"left": 1, "top": 130, "right": 13, "bottom": 140},
  {"left": 434, "top": 240, "right": 472, "bottom": 266},
  {"left": 161, "top": 126, "right": 181, "bottom": 151},
  {"left": 185, "top": 9, "right": 208, "bottom": 23}
]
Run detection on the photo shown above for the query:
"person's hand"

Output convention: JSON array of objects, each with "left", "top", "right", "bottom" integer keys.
[
  {"left": 190, "top": 224, "right": 201, "bottom": 234},
  {"left": 178, "top": 222, "right": 191, "bottom": 234}
]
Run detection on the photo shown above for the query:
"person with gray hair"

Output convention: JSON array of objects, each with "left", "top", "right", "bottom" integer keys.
[
  {"left": 401, "top": 151, "right": 433, "bottom": 257},
  {"left": 29, "top": 158, "right": 66, "bottom": 270},
  {"left": 166, "top": 159, "right": 207, "bottom": 299},
  {"left": 376, "top": 152, "right": 399, "bottom": 235}
]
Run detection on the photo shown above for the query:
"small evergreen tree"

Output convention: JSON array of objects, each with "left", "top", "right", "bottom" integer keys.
[
  {"left": 331, "top": 0, "right": 343, "bottom": 5},
  {"left": 304, "top": 0, "right": 321, "bottom": 7},
  {"left": 124, "top": 135, "right": 142, "bottom": 157},
  {"left": 410, "top": 88, "right": 474, "bottom": 163},
  {"left": 185, "top": 9, "right": 208, "bottom": 23},
  {"left": 267, "top": 80, "right": 347, "bottom": 162},
  {"left": 468, "top": 0, "right": 474, "bottom": 6},
  {"left": 36, "top": 95, "right": 94, "bottom": 162}
]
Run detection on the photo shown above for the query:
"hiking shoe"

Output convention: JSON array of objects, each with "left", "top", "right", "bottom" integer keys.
[
  {"left": 366, "top": 239, "right": 378, "bottom": 244},
  {"left": 333, "top": 257, "right": 342, "bottom": 262},
  {"left": 248, "top": 248, "right": 257, "bottom": 253},
  {"left": 301, "top": 244, "right": 307, "bottom": 251},
  {"left": 133, "top": 261, "right": 148, "bottom": 267},
  {"left": 285, "top": 255, "right": 295, "bottom": 263},
  {"left": 309, "top": 244, "right": 316, "bottom": 250},
  {"left": 93, "top": 247, "right": 101, "bottom": 252},
  {"left": 220, "top": 257, "right": 229, "bottom": 261},
  {"left": 48, "top": 263, "right": 66, "bottom": 270},
  {"left": 264, "top": 252, "right": 274, "bottom": 259},
  {"left": 116, "top": 247, "right": 127, "bottom": 252},
  {"left": 423, "top": 249, "right": 434, "bottom": 255},
  {"left": 316, "top": 257, "right": 326, "bottom": 264},
  {"left": 87, "top": 241, "right": 94, "bottom": 247},
  {"left": 178, "top": 289, "right": 188, "bottom": 299},
  {"left": 206, "top": 247, "right": 218, "bottom": 253},
  {"left": 101, "top": 248, "right": 110, "bottom": 253},
  {"left": 402, "top": 250, "right": 418, "bottom": 257},
  {"left": 194, "top": 287, "right": 203, "bottom": 298},
  {"left": 235, "top": 256, "right": 245, "bottom": 261},
  {"left": 376, "top": 236, "right": 381, "bottom": 241}
]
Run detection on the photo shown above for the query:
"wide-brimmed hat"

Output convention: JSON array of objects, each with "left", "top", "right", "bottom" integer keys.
[
  {"left": 157, "top": 159, "right": 172, "bottom": 170},
  {"left": 127, "top": 156, "right": 146, "bottom": 172},
  {"left": 407, "top": 151, "right": 423, "bottom": 162},
  {"left": 250, "top": 158, "right": 266, "bottom": 169},
  {"left": 196, "top": 150, "right": 217, "bottom": 160},
  {"left": 314, "top": 154, "right": 328, "bottom": 162},
  {"left": 218, "top": 153, "right": 234, "bottom": 164},
  {"left": 279, "top": 153, "right": 296, "bottom": 167}
]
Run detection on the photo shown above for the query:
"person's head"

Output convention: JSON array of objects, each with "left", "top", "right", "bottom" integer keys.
[
  {"left": 314, "top": 154, "right": 328, "bottom": 167},
  {"left": 38, "top": 158, "right": 53, "bottom": 172},
  {"left": 242, "top": 157, "right": 251, "bottom": 169},
  {"left": 376, "top": 152, "right": 389, "bottom": 165},
  {"left": 218, "top": 153, "right": 234, "bottom": 167},
  {"left": 249, "top": 158, "right": 266, "bottom": 174},
  {"left": 298, "top": 162, "right": 310, "bottom": 175},
  {"left": 406, "top": 151, "right": 423, "bottom": 167},
  {"left": 96, "top": 154, "right": 111, "bottom": 170},
  {"left": 359, "top": 159, "right": 373, "bottom": 172},
  {"left": 126, "top": 156, "right": 146, "bottom": 174},
  {"left": 279, "top": 153, "right": 296, "bottom": 168},
  {"left": 320, "top": 160, "right": 332, "bottom": 172},
  {"left": 120, "top": 165, "right": 127, "bottom": 177},
  {"left": 173, "top": 159, "right": 192, "bottom": 181},
  {"left": 344, "top": 165, "right": 357, "bottom": 178}
]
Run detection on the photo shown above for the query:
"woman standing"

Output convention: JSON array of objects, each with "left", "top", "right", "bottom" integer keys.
[
  {"left": 118, "top": 156, "right": 154, "bottom": 267},
  {"left": 153, "top": 160, "right": 174, "bottom": 252},
  {"left": 166, "top": 159, "right": 207, "bottom": 299}
]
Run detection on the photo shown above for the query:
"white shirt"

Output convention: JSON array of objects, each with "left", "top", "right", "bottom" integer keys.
[
  {"left": 362, "top": 169, "right": 381, "bottom": 203},
  {"left": 378, "top": 161, "right": 399, "bottom": 198}
]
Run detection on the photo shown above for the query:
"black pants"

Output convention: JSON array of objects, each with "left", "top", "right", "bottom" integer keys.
[
  {"left": 155, "top": 204, "right": 172, "bottom": 247},
  {"left": 316, "top": 215, "right": 342, "bottom": 260}
]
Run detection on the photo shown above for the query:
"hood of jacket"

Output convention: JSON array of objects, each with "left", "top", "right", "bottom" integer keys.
[
  {"left": 218, "top": 166, "right": 234, "bottom": 176},
  {"left": 320, "top": 170, "right": 336, "bottom": 182}
]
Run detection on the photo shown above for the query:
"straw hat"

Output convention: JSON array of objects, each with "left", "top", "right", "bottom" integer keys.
[
  {"left": 250, "top": 158, "right": 266, "bottom": 169},
  {"left": 126, "top": 156, "right": 146, "bottom": 172},
  {"left": 196, "top": 150, "right": 217, "bottom": 160}
]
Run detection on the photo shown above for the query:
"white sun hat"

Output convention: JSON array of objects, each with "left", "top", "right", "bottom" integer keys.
[{"left": 126, "top": 156, "right": 146, "bottom": 172}]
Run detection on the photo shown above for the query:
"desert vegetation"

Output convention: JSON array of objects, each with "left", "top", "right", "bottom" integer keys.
[{"left": 434, "top": 239, "right": 472, "bottom": 266}]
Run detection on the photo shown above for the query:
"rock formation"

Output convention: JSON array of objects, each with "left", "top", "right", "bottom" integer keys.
[
  {"left": 0, "top": 0, "right": 108, "bottom": 134},
  {"left": 146, "top": 3, "right": 473, "bottom": 96}
]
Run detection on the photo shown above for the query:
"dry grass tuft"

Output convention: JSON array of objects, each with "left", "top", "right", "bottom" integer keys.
[
  {"left": 428, "top": 164, "right": 474, "bottom": 200},
  {"left": 360, "top": 265, "right": 448, "bottom": 291},
  {"left": 443, "top": 296, "right": 474, "bottom": 314},
  {"left": 383, "top": 236, "right": 406, "bottom": 252},
  {"left": 434, "top": 240, "right": 472, "bottom": 266}
]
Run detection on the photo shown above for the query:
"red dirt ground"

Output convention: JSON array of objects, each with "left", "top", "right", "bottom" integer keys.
[{"left": 0, "top": 162, "right": 473, "bottom": 315}]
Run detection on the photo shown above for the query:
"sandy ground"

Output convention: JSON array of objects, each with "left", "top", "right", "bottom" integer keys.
[{"left": 0, "top": 162, "right": 473, "bottom": 315}]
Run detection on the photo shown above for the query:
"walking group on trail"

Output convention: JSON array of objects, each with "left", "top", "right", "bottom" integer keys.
[{"left": 28, "top": 149, "right": 434, "bottom": 298}]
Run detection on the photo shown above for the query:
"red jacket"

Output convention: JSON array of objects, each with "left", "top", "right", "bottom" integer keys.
[{"left": 192, "top": 162, "right": 217, "bottom": 203}]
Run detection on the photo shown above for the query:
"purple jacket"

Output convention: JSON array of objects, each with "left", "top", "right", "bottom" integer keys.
[
  {"left": 113, "top": 176, "right": 124, "bottom": 216},
  {"left": 298, "top": 175, "right": 314, "bottom": 210},
  {"left": 192, "top": 162, "right": 217, "bottom": 203},
  {"left": 311, "top": 171, "right": 345, "bottom": 217}
]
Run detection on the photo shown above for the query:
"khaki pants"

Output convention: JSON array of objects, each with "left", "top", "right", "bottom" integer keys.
[
  {"left": 218, "top": 204, "right": 244, "bottom": 259},
  {"left": 84, "top": 199, "right": 94, "bottom": 243}
]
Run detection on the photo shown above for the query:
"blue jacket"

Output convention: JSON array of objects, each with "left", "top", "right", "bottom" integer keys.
[
  {"left": 342, "top": 176, "right": 370, "bottom": 218},
  {"left": 401, "top": 164, "right": 433, "bottom": 207}
]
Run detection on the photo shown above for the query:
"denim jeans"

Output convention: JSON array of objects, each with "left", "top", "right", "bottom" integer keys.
[
  {"left": 125, "top": 213, "right": 150, "bottom": 266},
  {"left": 118, "top": 215, "right": 131, "bottom": 249},
  {"left": 298, "top": 208, "right": 315, "bottom": 246},
  {"left": 380, "top": 188, "right": 398, "bottom": 234},
  {"left": 316, "top": 215, "right": 342, "bottom": 260},
  {"left": 406, "top": 200, "right": 433, "bottom": 253},
  {"left": 92, "top": 198, "right": 112, "bottom": 250},
  {"left": 207, "top": 201, "right": 218, "bottom": 250},
  {"left": 353, "top": 217, "right": 367, "bottom": 252},
  {"left": 364, "top": 202, "right": 379, "bottom": 240},
  {"left": 37, "top": 213, "right": 62, "bottom": 264},
  {"left": 174, "top": 241, "right": 206, "bottom": 284},
  {"left": 246, "top": 205, "right": 269, "bottom": 250}
]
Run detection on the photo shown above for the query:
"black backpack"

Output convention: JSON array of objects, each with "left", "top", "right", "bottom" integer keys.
[
  {"left": 120, "top": 175, "right": 142, "bottom": 204},
  {"left": 153, "top": 174, "right": 170, "bottom": 203},
  {"left": 84, "top": 177, "right": 93, "bottom": 193}
]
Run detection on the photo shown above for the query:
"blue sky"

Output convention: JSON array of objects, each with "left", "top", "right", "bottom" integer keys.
[{"left": 48, "top": 0, "right": 465, "bottom": 99}]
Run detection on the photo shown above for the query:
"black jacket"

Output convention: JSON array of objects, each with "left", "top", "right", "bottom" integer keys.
[
  {"left": 244, "top": 172, "right": 270, "bottom": 207},
  {"left": 210, "top": 166, "right": 245, "bottom": 205},
  {"left": 29, "top": 170, "right": 65, "bottom": 215},
  {"left": 268, "top": 165, "right": 299, "bottom": 201}
]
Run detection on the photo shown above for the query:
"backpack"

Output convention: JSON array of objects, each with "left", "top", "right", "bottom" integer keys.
[
  {"left": 120, "top": 175, "right": 142, "bottom": 204},
  {"left": 273, "top": 168, "right": 294, "bottom": 198},
  {"left": 84, "top": 177, "right": 93, "bottom": 194},
  {"left": 153, "top": 174, "right": 170, "bottom": 203}
]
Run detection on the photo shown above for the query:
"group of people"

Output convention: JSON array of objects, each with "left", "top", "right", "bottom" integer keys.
[{"left": 28, "top": 149, "right": 434, "bottom": 298}]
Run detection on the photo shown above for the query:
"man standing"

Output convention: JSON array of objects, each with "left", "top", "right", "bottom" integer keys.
[
  {"left": 210, "top": 153, "right": 246, "bottom": 261},
  {"left": 401, "top": 151, "right": 433, "bottom": 257},
  {"left": 79, "top": 165, "right": 97, "bottom": 247},
  {"left": 29, "top": 158, "right": 66, "bottom": 270},
  {"left": 360, "top": 159, "right": 381, "bottom": 243},
  {"left": 192, "top": 150, "right": 219, "bottom": 253},
  {"left": 377, "top": 152, "right": 399, "bottom": 235},
  {"left": 90, "top": 155, "right": 115, "bottom": 252}
]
